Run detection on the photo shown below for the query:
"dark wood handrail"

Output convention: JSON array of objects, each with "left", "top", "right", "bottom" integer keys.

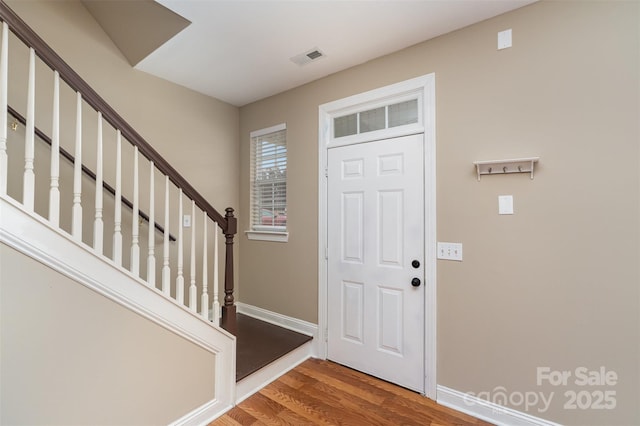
[
  {"left": 7, "top": 106, "right": 176, "bottom": 242},
  {"left": 0, "top": 1, "right": 229, "bottom": 233}
]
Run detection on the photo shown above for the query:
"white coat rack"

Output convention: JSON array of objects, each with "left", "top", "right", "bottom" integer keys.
[{"left": 473, "top": 157, "right": 539, "bottom": 181}]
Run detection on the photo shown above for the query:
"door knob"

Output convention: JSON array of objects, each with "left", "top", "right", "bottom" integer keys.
[
  {"left": 411, "top": 278, "right": 421, "bottom": 287},
  {"left": 411, "top": 260, "right": 420, "bottom": 269}
]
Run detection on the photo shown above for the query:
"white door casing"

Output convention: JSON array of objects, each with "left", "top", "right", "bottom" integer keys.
[
  {"left": 318, "top": 73, "right": 436, "bottom": 398},
  {"left": 327, "top": 134, "right": 424, "bottom": 392}
]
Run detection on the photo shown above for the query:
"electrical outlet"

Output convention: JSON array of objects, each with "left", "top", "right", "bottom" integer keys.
[
  {"left": 183, "top": 215, "right": 191, "bottom": 228},
  {"left": 437, "top": 242, "right": 463, "bottom": 261}
]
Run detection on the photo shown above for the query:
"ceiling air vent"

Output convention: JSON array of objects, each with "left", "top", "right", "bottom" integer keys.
[{"left": 290, "top": 47, "right": 326, "bottom": 66}]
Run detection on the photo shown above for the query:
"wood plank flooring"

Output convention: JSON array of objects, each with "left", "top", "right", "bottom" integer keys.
[{"left": 211, "top": 358, "right": 492, "bottom": 426}]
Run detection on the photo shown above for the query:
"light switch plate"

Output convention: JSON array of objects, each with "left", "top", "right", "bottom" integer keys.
[
  {"left": 498, "top": 195, "right": 514, "bottom": 215},
  {"left": 437, "top": 242, "right": 463, "bottom": 261},
  {"left": 498, "top": 29, "right": 512, "bottom": 50},
  {"left": 183, "top": 215, "right": 191, "bottom": 227}
]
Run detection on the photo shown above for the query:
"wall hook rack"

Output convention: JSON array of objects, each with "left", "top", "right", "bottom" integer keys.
[{"left": 473, "top": 157, "right": 539, "bottom": 181}]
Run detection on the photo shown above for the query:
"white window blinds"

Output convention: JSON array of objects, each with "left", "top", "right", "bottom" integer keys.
[{"left": 250, "top": 124, "right": 287, "bottom": 232}]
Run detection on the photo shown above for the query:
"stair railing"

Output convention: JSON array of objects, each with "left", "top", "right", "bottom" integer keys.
[{"left": 0, "top": 2, "right": 237, "bottom": 332}]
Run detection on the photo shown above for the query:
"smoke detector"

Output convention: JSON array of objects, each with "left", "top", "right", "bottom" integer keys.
[{"left": 290, "top": 47, "right": 326, "bottom": 66}]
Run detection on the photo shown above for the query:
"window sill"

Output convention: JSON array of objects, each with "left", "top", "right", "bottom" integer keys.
[{"left": 245, "top": 230, "right": 289, "bottom": 243}]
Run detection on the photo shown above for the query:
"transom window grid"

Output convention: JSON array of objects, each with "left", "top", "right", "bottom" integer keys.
[
  {"left": 250, "top": 126, "right": 287, "bottom": 232},
  {"left": 333, "top": 98, "right": 420, "bottom": 139}
]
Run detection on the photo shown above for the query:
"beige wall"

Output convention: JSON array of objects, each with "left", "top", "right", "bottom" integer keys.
[
  {"left": 0, "top": 243, "right": 216, "bottom": 425},
  {"left": 239, "top": 1, "right": 639, "bottom": 424}
]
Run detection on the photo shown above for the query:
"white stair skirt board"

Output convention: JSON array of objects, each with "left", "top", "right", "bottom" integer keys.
[
  {"left": 237, "top": 302, "right": 320, "bottom": 357},
  {"left": 437, "top": 386, "right": 563, "bottom": 426},
  {"left": 0, "top": 195, "right": 236, "bottom": 425},
  {"left": 236, "top": 342, "right": 313, "bottom": 404}
]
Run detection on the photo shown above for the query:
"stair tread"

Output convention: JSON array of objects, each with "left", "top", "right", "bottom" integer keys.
[{"left": 235, "top": 313, "right": 312, "bottom": 382}]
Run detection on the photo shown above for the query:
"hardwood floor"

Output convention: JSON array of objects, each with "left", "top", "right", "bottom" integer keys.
[{"left": 211, "top": 358, "right": 492, "bottom": 425}]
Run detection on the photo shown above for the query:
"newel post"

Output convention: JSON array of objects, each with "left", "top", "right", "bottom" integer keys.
[{"left": 222, "top": 207, "right": 237, "bottom": 334}]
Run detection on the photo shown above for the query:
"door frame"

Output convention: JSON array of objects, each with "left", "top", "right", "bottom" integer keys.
[{"left": 318, "top": 74, "right": 437, "bottom": 399}]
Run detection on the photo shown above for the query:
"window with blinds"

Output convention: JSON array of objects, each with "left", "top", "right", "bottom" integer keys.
[{"left": 250, "top": 124, "right": 287, "bottom": 233}]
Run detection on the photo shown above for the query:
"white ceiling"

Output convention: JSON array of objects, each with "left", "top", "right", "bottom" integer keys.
[{"left": 135, "top": 0, "right": 536, "bottom": 107}]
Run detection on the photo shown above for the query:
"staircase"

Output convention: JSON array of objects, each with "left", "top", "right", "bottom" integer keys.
[
  {"left": 0, "top": 3, "right": 241, "bottom": 424},
  {"left": 0, "top": 5, "right": 318, "bottom": 424}
]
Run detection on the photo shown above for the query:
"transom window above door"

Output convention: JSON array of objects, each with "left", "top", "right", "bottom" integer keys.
[{"left": 333, "top": 98, "right": 420, "bottom": 139}]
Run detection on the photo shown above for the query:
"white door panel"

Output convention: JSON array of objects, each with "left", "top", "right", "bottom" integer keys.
[{"left": 327, "top": 134, "right": 424, "bottom": 392}]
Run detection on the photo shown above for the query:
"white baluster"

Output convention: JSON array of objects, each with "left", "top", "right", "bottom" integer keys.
[
  {"left": 212, "top": 225, "right": 220, "bottom": 325},
  {"left": 161, "top": 175, "right": 170, "bottom": 295},
  {"left": 93, "top": 112, "right": 103, "bottom": 254},
  {"left": 0, "top": 22, "right": 9, "bottom": 195},
  {"left": 130, "top": 146, "right": 140, "bottom": 276},
  {"left": 189, "top": 200, "right": 197, "bottom": 312},
  {"left": 112, "top": 130, "right": 122, "bottom": 265},
  {"left": 23, "top": 48, "right": 35, "bottom": 211},
  {"left": 71, "top": 92, "right": 82, "bottom": 240},
  {"left": 147, "top": 161, "right": 155, "bottom": 286},
  {"left": 201, "top": 214, "right": 208, "bottom": 320},
  {"left": 49, "top": 71, "right": 60, "bottom": 226},
  {"left": 176, "top": 189, "right": 184, "bottom": 304}
]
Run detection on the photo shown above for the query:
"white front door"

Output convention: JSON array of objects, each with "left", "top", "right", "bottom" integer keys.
[{"left": 327, "top": 133, "right": 425, "bottom": 392}]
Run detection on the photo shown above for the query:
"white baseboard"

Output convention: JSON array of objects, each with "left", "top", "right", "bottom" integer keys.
[
  {"left": 236, "top": 302, "right": 319, "bottom": 356},
  {"left": 437, "top": 385, "right": 562, "bottom": 426},
  {"left": 168, "top": 398, "right": 232, "bottom": 426},
  {"left": 235, "top": 342, "right": 312, "bottom": 404}
]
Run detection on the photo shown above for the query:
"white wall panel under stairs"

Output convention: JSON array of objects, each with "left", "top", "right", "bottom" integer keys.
[{"left": 0, "top": 195, "right": 236, "bottom": 425}]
